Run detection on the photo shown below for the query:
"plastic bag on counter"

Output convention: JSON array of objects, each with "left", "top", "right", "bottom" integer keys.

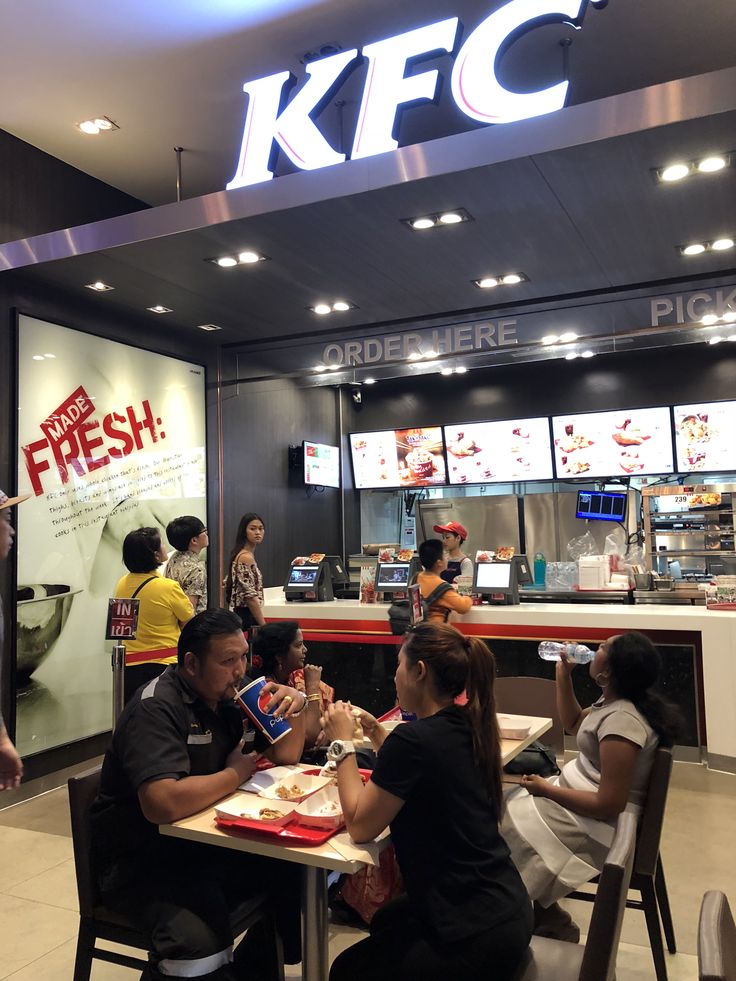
[
  {"left": 545, "top": 561, "right": 578, "bottom": 591},
  {"left": 567, "top": 529, "right": 597, "bottom": 561},
  {"left": 626, "top": 542, "right": 646, "bottom": 571},
  {"left": 604, "top": 529, "right": 634, "bottom": 587}
]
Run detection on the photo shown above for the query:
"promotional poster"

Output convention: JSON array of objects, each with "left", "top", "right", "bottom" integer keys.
[{"left": 15, "top": 316, "right": 206, "bottom": 755}]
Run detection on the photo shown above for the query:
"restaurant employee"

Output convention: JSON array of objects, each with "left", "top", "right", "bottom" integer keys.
[{"left": 433, "top": 521, "right": 473, "bottom": 584}]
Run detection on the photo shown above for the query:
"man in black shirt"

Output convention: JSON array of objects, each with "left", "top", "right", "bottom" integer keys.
[{"left": 91, "top": 609, "right": 307, "bottom": 981}]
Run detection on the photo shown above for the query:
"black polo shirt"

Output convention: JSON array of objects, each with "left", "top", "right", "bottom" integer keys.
[{"left": 91, "top": 665, "right": 266, "bottom": 892}]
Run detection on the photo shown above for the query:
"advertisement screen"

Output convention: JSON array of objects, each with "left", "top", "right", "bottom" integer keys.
[
  {"left": 551, "top": 407, "right": 674, "bottom": 479},
  {"left": 15, "top": 315, "right": 206, "bottom": 755},
  {"left": 673, "top": 401, "right": 736, "bottom": 472},
  {"left": 304, "top": 440, "right": 340, "bottom": 488},
  {"left": 349, "top": 427, "right": 446, "bottom": 489},
  {"left": 288, "top": 566, "right": 319, "bottom": 585},
  {"left": 444, "top": 416, "right": 553, "bottom": 484}
]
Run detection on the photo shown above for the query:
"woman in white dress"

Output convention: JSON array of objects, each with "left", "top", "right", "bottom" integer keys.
[{"left": 501, "top": 631, "right": 680, "bottom": 940}]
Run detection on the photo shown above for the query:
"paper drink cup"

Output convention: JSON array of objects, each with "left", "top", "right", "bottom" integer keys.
[{"left": 236, "top": 677, "right": 292, "bottom": 744}]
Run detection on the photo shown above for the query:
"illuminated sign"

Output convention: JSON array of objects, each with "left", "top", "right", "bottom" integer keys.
[{"left": 227, "top": 0, "right": 608, "bottom": 189}]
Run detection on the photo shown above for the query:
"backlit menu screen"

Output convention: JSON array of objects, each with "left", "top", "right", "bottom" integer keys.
[
  {"left": 551, "top": 407, "right": 674, "bottom": 479},
  {"left": 673, "top": 401, "right": 736, "bottom": 472},
  {"left": 444, "top": 417, "right": 553, "bottom": 484},
  {"left": 349, "top": 427, "right": 447, "bottom": 489},
  {"left": 304, "top": 441, "right": 340, "bottom": 488}
]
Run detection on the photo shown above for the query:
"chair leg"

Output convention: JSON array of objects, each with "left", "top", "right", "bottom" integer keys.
[
  {"left": 641, "top": 878, "right": 669, "bottom": 981},
  {"left": 73, "top": 921, "right": 95, "bottom": 981},
  {"left": 654, "top": 858, "right": 677, "bottom": 954}
]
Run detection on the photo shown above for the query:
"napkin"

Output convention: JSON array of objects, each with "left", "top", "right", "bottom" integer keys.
[
  {"left": 329, "top": 828, "right": 390, "bottom": 867},
  {"left": 239, "top": 764, "right": 305, "bottom": 794}
]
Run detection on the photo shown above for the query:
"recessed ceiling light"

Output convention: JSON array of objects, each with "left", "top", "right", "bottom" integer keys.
[
  {"left": 712, "top": 237, "right": 734, "bottom": 251},
  {"left": 411, "top": 217, "right": 435, "bottom": 230},
  {"left": 722, "top": 311, "right": 736, "bottom": 323},
  {"left": 238, "top": 250, "right": 261, "bottom": 264},
  {"left": 313, "top": 303, "right": 331, "bottom": 315},
  {"left": 455, "top": 366, "right": 467, "bottom": 374},
  {"left": 402, "top": 208, "right": 473, "bottom": 230},
  {"left": 43, "top": 353, "right": 56, "bottom": 359},
  {"left": 147, "top": 305, "right": 173, "bottom": 314},
  {"left": 565, "top": 352, "right": 579, "bottom": 361},
  {"left": 32, "top": 355, "right": 44, "bottom": 361},
  {"left": 423, "top": 350, "right": 439, "bottom": 360},
  {"left": 502, "top": 273, "right": 522, "bottom": 285},
  {"left": 559, "top": 331, "right": 578, "bottom": 343},
  {"left": 660, "top": 163, "right": 690, "bottom": 182},
  {"left": 698, "top": 156, "right": 726, "bottom": 173},
  {"left": 581, "top": 350, "right": 595, "bottom": 358},
  {"left": 197, "top": 324, "right": 222, "bottom": 331},
  {"left": 440, "top": 367, "right": 453, "bottom": 376},
  {"left": 328, "top": 364, "right": 341, "bottom": 371},
  {"left": 332, "top": 301, "right": 350, "bottom": 312},
  {"left": 701, "top": 314, "right": 720, "bottom": 326},
  {"left": 314, "top": 365, "right": 328, "bottom": 372},
  {"left": 682, "top": 243, "right": 706, "bottom": 255},
  {"left": 541, "top": 335, "right": 559, "bottom": 345},
  {"left": 408, "top": 352, "right": 423, "bottom": 361},
  {"left": 364, "top": 377, "right": 376, "bottom": 385},
  {"left": 728, "top": 335, "right": 736, "bottom": 342},
  {"left": 76, "top": 115, "right": 119, "bottom": 135},
  {"left": 708, "top": 336, "right": 723, "bottom": 345},
  {"left": 85, "top": 280, "right": 114, "bottom": 292},
  {"left": 438, "top": 212, "right": 463, "bottom": 224},
  {"left": 473, "top": 272, "right": 527, "bottom": 289},
  {"left": 477, "top": 277, "right": 498, "bottom": 289},
  {"left": 216, "top": 256, "right": 238, "bottom": 268}
]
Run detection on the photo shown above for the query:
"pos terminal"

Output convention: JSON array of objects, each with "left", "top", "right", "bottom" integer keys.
[
  {"left": 283, "top": 559, "right": 334, "bottom": 601},
  {"left": 472, "top": 561, "right": 520, "bottom": 605}
]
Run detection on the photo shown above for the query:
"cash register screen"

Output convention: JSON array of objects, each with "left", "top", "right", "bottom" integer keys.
[
  {"left": 376, "top": 563, "right": 411, "bottom": 588},
  {"left": 474, "top": 563, "right": 512, "bottom": 591},
  {"left": 288, "top": 566, "right": 319, "bottom": 586}
]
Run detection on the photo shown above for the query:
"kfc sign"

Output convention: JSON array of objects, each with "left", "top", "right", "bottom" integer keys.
[{"left": 227, "top": 0, "right": 608, "bottom": 189}]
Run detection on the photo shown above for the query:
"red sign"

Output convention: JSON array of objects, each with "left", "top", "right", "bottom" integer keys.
[{"left": 106, "top": 598, "right": 140, "bottom": 640}]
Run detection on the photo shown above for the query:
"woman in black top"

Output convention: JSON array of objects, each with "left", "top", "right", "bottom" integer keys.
[{"left": 322, "top": 622, "right": 532, "bottom": 981}]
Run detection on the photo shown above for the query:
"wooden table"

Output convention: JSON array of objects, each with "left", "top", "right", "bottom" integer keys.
[{"left": 160, "top": 715, "right": 553, "bottom": 981}]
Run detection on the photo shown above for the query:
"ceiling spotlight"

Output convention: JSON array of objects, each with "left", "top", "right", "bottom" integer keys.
[
  {"left": 455, "top": 365, "right": 468, "bottom": 374},
  {"left": 216, "top": 256, "right": 238, "bottom": 268},
  {"left": 728, "top": 335, "right": 736, "bottom": 342},
  {"left": 712, "top": 237, "right": 734, "bottom": 251},
  {"left": 660, "top": 162, "right": 690, "bottom": 182},
  {"left": 411, "top": 217, "right": 435, "bottom": 230},
  {"left": 147, "top": 304, "right": 173, "bottom": 314},
  {"left": 565, "top": 352, "right": 579, "bottom": 361},
  {"left": 332, "top": 301, "right": 350, "bottom": 312},
  {"left": 77, "top": 115, "right": 119, "bottom": 135},
  {"left": 85, "top": 280, "right": 114, "bottom": 292},
  {"left": 408, "top": 351, "right": 423, "bottom": 361},
  {"left": 328, "top": 364, "right": 341, "bottom": 371},
  {"left": 364, "top": 377, "right": 376, "bottom": 385},
  {"left": 43, "top": 353, "right": 56, "bottom": 359},
  {"left": 698, "top": 156, "right": 726, "bottom": 173},
  {"left": 197, "top": 324, "right": 222, "bottom": 331},
  {"left": 423, "top": 350, "right": 439, "bottom": 360},
  {"left": 581, "top": 350, "right": 595, "bottom": 358},
  {"left": 314, "top": 365, "right": 328, "bottom": 372},
  {"left": 559, "top": 331, "right": 578, "bottom": 343},
  {"left": 238, "top": 250, "right": 261, "bottom": 264},
  {"left": 541, "top": 334, "right": 559, "bottom": 345},
  {"left": 94, "top": 117, "right": 114, "bottom": 131},
  {"left": 440, "top": 367, "right": 454, "bottom": 376},
  {"left": 473, "top": 272, "right": 527, "bottom": 289},
  {"left": 682, "top": 243, "right": 706, "bottom": 256},
  {"left": 313, "top": 303, "right": 332, "bottom": 315},
  {"left": 477, "top": 277, "right": 498, "bottom": 289},
  {"left": 502, "top": 273, "right": 522, "bottom": 285},
  {"left": 403, "top": 208, "right": 473, "bottom": 230},
  {"left": 439, "top": 212, "right": 463, "bottom": 224},
  {"left": 701, "top": 314, "right": 720, "bottom": 326},
  {"left": 708, "top": 336, "right": 723, "bottom": 345},
  {"left": 32, "top": 355, "right": 45, "bottom": 361},
  {"left": 722, "top": 311, "right": 736, "bottom": 323}
]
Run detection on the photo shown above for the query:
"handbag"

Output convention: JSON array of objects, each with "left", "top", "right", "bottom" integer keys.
[{"left": 503, "top": 740, "right": 560, "bottom": 777}]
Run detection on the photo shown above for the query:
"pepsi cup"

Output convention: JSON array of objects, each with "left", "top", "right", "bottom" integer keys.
[{"left": 236, "top": 677, "right": 292, "bottom": 744}]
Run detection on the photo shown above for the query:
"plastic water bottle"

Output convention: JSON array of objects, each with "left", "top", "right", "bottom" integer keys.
[
  {"left": 538, "top": 641, "right": 594, "bottom": 663},
  {"left": 533, "top": 552, "right": 547, "bottom": 587}
]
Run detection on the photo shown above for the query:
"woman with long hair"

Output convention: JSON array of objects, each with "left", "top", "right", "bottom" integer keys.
[
  {"left": 501, "top": 630, "right": 681, "bottom": 941},
  {"left": 323, "top": 622, "right": 532, "bottom": 981},
  {"left": 225, "top": 512, "right": 266, "bottom": 630},
  {"left": 252, "top": 621, "right": 333, "bottom": 750}
]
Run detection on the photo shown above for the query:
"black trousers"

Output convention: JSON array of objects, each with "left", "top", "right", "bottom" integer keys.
[
  {"left": 106, "top": 836, "right": 302, "bottom": 980},
  {"left": 329, "top": 893, "right": 533, "bottom": 981}
]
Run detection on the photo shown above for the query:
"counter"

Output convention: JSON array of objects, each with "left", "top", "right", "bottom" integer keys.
[{"left": 262, "top": 587, "right": 736, "bottom": 770}]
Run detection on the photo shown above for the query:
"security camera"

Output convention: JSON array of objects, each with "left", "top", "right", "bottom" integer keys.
[{"left": 351, "top": 385, "right": 362, "bottom": 405}]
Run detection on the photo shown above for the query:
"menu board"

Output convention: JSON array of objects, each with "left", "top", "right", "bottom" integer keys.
[
  {"left": 349, "top": 427, "right": 447, "bottom": 488},
  {"left": 304, "top": 441, "right": 340, "bottom": 488},
  {"left": 444, "top": 417, "right": 553, "bottom": 484},
  {"left": 551, "top": 407, "right": 674, "bottom": 478},
  {"left": 673, "top": 401, "right": 736, "bottom": 472}
]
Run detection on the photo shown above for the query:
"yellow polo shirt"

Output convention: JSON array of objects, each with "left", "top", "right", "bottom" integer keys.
[{"left": 114, "top": 571, "right": 193, "bottom": 664}]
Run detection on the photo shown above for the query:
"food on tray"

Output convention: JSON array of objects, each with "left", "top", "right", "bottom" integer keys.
[
  {"left": 561, "top": 456, "right": 590, "bottom": 475},
  {"left": 496, "top": 546, "right": 515, "bottom": 561},
  {"left": 308, "top": 553, "right": 326, "bottom": 563},
  {"left": 679, "top": 415, "right": 711, "bottom": 442},
  {"left": 397, "top": 548, "right": 413, "bottom": 561},
  {"left": 475, "top": 550, "right": 496, "bottom": 563},
  {"left": 688, "top": 492, "right": 721, "bottom": 508},
  {"left": 619, "top": 449, "right": 644, "bottom": 473},
  {"left": 317, "top": 801, "right": 341, "bottom": 816},
  {"left": 258, "top": 807, "right": 285, "bottom": 821},
  {"left": 448, "top": 432, "right": 480, "bottom": 457},
  {"left": 352, "top": 708, "right": 364, "bottom": 743},
  {"left": 275, "top": 783, "right": 304, "bottom": 801}
]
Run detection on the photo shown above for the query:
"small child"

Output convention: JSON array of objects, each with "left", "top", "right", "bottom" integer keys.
[{"left": 164, "top": 515, "right": 208, "bottom": 613}]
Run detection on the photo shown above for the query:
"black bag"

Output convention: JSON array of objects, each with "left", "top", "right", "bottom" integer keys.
[
  {"left": 503, "top": 740, "right": 560, "bottom": 778},
  {"left": 388, "top": 581, "right": 453, "bottom": 635}
]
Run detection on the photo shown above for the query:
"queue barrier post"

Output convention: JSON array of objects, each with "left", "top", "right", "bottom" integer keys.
[
  {"left": 111, "top": 644, "right": 126, "bottom": 726},
  {"left": 105, "top": 597, "right": 141, "bottom": 728}
]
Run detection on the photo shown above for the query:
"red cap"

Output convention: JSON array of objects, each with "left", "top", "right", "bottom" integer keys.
[{"left": 433, "top": 521, "right": 468, "bottom": 541}]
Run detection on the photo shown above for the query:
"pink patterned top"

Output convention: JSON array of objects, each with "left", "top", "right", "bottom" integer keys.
[{"left": 228, "top": 554, "right": 264, "bottom": 610}]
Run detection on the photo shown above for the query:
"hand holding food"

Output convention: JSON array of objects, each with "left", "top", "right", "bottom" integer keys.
[{"left": 321, "top": 700, "right": 356, "bottom": 741}]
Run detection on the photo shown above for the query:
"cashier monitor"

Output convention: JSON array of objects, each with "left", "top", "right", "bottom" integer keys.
[
  {"left": 375, "top": 562, "right": 412, "bottom": 594},
  {"left": 473, "top": 561, "right": 520, "bottom": 604}
]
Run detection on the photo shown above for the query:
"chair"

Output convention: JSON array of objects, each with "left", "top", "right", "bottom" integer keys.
[
  {"left": 69, "top": 766, "right": 283, "bottom": 981},
  {"left": 568, "top": 746, "right": 676, "bottom": 981},
  {"left": 495, "top": 676, "right": 565, "bottom": 757},
  {"left": 698, "top": 891, "right": 736, "bottom": 981},
  {"left": 513, "top": 810, "right": 637, "bottom": 981}
]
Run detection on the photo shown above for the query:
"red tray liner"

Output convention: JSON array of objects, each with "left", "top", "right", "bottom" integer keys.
[{"left": 215, "top": 816, "right": 340, "bottom": 845}]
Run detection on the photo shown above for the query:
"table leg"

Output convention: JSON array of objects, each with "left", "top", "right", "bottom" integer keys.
[{"left": 301, "top": 866, "right": 329, "bottom": 981}]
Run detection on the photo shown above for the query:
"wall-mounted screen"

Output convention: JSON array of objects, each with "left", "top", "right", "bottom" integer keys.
[
  {"left": 349, "top": 427, "right": 446, "bottom": 489},
  {"left": 576, "top": 490, "right": 627, "bottom": 522},
  {"left": 551, "top": 407, "right": 674, "bottom": 479},
  {"left": 673, "top": 401, "right": 736, "bottom": 472},
  {"left": 303, "top": 440, "right": 340, "bottom": 488},
  {"left": 288, "top": 566, "right": 319, "bottom": 586},
  {"left": 444, "top": 416, "right": 553, "bottom": 484}
]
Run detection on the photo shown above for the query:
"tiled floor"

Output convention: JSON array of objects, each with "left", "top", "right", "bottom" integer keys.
[{"left": 2, "top": 760, "right": 733, "bottom": 979}]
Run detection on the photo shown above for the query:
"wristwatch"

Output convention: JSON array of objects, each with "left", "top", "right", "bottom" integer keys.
[{"left": 326, "top": 739, "right": 356, "bottom": 763}]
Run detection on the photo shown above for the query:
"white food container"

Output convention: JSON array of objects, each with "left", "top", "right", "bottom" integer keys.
[
  {"left": 497, "top": 714, "right": 532, "bottom": 739},
  {"left": 258, "top": 772, "right": 332, "bottom": 803},
  {"left": 294, "top": 787, "right": 345, "bottom": 829},
  {"left": 215, "top": 794, "right": 295, "bottom": 826}
]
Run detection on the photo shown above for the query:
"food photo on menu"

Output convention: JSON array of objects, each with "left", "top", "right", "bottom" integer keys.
[
  {"left": 444, "top": 417, "right": 554, "bottom": 484},
  {"left": 349, "top": 430, "right": 402, "bottom": 488},
  {"left": 673, "top": 401, "right": 736, "bottom": 472},
  {"left": 551, "top": 406, "right": 675, "bottom": 478},
  {"left": 349, "top": 427, "right": 446, "bottom": 488}
]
